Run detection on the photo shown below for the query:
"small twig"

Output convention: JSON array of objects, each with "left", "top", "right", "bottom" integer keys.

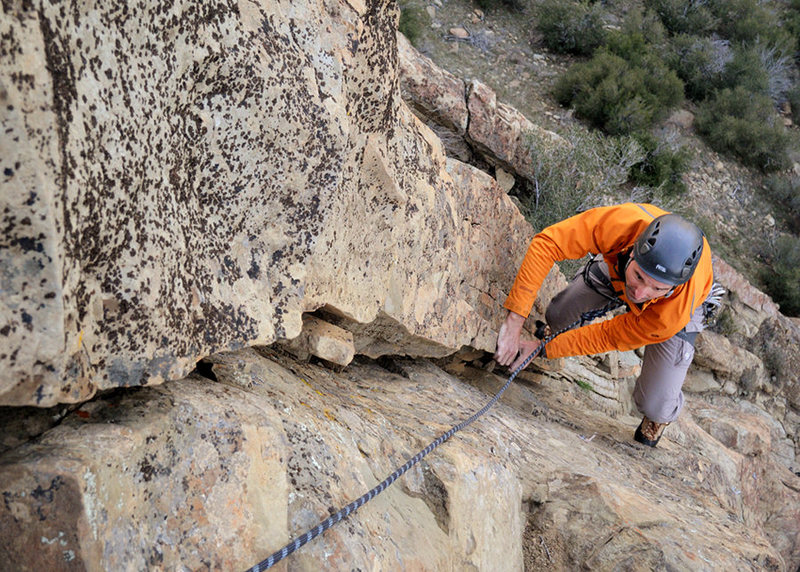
[{"left": 539, "top": 535, "right": 552, "bottom": 562}]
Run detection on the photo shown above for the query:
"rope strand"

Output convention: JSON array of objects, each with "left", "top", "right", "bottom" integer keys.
[{"left": 245, "top": 300, "right": 622, "bottom": 572}]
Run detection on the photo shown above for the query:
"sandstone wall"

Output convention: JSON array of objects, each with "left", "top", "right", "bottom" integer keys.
[{"left": 0, "top": 0, "right": 531, "bottom": 408}]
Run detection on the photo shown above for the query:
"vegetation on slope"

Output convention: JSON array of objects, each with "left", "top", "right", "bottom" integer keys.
[{"left": 400, "top": 0, "right": 800, "bottom": 316}]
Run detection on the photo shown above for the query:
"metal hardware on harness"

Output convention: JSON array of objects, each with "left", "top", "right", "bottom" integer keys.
[
  {"left": 245, "top": 300, "right": 621, "bottom": 572},
  {"left": 702, "top": 282, "right": 726, "bottom": 327}
]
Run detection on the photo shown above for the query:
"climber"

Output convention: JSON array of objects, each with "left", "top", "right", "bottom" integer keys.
[{"left": 494, "top": 203, "right": 723, "bottom": 447}]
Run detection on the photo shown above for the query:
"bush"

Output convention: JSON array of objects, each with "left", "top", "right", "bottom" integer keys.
[
  {"left": 788, "top": 83, "right": 800, "bottom": 125},
  {"left": 710, "top": 0, "right": 795, "bottom": 52},
  {"left": 535, "top": 0, "right": 607, "bottom": 56},
  {"left": 695, "top": 86, "right": 792, "bottom": 172},
  {"left": 645, "top": 0, "right": 717, "bottom": 36},
  {"left": 619, "top": 7, "right": 668, "bottom": 49},
  {"left": 554, "top": 49, "right": 683, "bottom": 135},
  {"left": 518, "top": 127, "right": 645, "bottom": 231},
  {"left": 707, "top": 43, "right": 793, "bottom": 103},
  {"left": 398, "top": 5, "right": 430, "bottom": 46},
  {"left": 721, "top": 46, "right": 771, "bottom": 95},
  {"left": 604, "top": 25, "right": 652, "bottom": 66},
  {"left": 761, "top": 233, "right": 800, "bottom": 316},
  {"left": 666, "top": 34, "right": 732, "bottom": 101},
  {"left": 755, "top": 44, "right": 794, "bottom": 103},
  {"left": 628, "top": 130, "right": 690, "bottom": 196},
  {"left": 476, "top": 0, "right": 524, "bottom": 11},
  {"left": 784, "top": 1, "right": 800, "bottom": 61},
  {"left": 763, "top": 175, "right": 800, "bottom": 233}
]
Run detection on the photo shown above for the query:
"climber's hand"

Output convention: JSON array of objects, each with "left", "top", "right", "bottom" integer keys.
[
  {"left": 494, "top": 311, "right": 525, "bottom": 366},
  {"left": 509, "top": 339, "right": 542, "bottom": 372}
]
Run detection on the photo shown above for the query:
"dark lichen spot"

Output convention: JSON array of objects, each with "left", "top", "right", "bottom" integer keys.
[
  {"left": 31, "top": 476, "right": 65, "bottom": 503},
  {"left": 139, "top": 459, "right": 155, "bottom": 482}
]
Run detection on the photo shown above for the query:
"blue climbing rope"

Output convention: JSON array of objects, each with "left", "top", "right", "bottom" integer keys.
[{"left": 245, "top": 301, "right": 621, "bottom": 572}]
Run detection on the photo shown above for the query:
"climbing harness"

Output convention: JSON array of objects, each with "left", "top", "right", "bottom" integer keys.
[
  {"left": 702, "top": 282, "right": 726, "bottom": 326},
  {"left": 244, "top": 300, "right": 622, "bottom": 572}
]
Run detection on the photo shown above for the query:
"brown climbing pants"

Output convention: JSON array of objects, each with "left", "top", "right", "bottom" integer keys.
[{"left": 545, "top": 257, "right": 705, "bottom": 423}]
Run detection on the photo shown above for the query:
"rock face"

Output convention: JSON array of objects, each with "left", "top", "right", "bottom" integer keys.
[
  {"left": 0, "top": 0, "right": 530, "bottom": 407},
  {"left": 398, "top": 32, "right": 568, "bottom": 182},
  {"left": 2, "top": 1, "right": 800, "bottom": 571},
  {"left": 2, "top": 348, "right": 797, "bottom": 570}
]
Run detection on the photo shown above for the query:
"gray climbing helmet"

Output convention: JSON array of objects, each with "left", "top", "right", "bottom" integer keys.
[{"left": 633, "top": 214, "right": 704, "bottom": 286}]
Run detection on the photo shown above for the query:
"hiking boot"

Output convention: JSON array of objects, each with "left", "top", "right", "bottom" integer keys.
[{"left": 634, "top": 416, "right": 669, "bottom": 447}]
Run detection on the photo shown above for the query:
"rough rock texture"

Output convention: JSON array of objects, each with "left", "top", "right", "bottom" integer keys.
[
  {"left": 2, "top": 2, "right": 800, "bottom": 571},
  {"left": 465, "top": 79, "right": 567, "bottom": 182},
  {"left": 0, "top": 0, "right": 531, "bottom": 407},
  {"left": 398, "top": 32, "right": 568, "bottom": 179},
  {"left": 397, "top": 33, "right": 468, "bottom": 137},
  {"left": 2, "top": 348, "right": 798, "bottom": 570}
]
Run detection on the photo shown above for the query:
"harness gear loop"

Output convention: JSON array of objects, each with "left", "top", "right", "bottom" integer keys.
[{"left": 245, "top": 299, "right": 622, "bottom": 572}]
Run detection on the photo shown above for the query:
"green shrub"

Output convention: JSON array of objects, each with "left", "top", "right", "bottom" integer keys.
[
  {"left": 645, "top": 0, "right": 717, "bottom": 36},
  {"left": 761, "top": 233, "right": 800, "bottom": 316},
  {"left": 710, "top": 0, "right": 795, "bottom": 52},
  {"left": 722, "top": 46, "right": 771, "bottom": 95},
  {"left": 666, "top": 34, "right": 731, "bottom": 101},
  {"left": 763, "top": 175, "right": 800, "bottom": 233},
  {"left": 619, "top": 7, "right": 668, "bottom": 49},
  {"left": 476, "top": 0, "right": 524, "bottom": 11},
  {"left": 695, "top": 86, "right": 792, "bottom": 172},
  {"left": 718, "top": 44, "right": 794, "bottom": 103},
  {"left": 788, "top": 84, "right": 800, "bottom": 125},
  {"left": 398, "top": 5, "right": 430, "bottom": 46},
  {"left": 604, "top": 27, "right": 651, "bottom": 66},
  {"left": 535, "top": 0, "right": 607, "bottom": 56},
  {"left": 628, "top": 130, "right": 690, "bottom": 196},
  {"left": 518, "top": 127, "right": 645, "bottom": 231},
  {"left": 784, "top": 1, "right": 800, "bottom": 60},
  {"left": 554, "top": 49, "right": 683, "bottom": 135}
]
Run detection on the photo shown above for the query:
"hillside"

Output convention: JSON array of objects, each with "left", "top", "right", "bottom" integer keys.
[{"left": 400, "top": 0, "right": 800, "bottom": 313}]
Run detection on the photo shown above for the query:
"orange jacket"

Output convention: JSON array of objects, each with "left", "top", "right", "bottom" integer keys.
[{"left": 504, "top": 203, "right": 713, "bottom": 358}]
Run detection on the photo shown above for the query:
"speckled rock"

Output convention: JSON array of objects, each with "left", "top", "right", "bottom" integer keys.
[
  {"left": 0, "top": 0, "right": 531, "bottom": 407},
  {"left": 0, "top": 374, "right": 289, "bottom": 570}
]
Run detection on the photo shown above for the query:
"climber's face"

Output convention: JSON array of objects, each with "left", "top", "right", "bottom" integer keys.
[{"left": 625, "top": 260, "right": 672, "bottom": 304}]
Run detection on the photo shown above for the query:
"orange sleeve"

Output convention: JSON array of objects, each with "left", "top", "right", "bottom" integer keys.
[
  {"left": 544, "top": 293, "right": 691, "bottom": 357},
  {"left": 503, "top": 203, "right": 714, "bottom": 356},
  {"left": 503, "top": 204, "right": 663, "bottom": 317}
]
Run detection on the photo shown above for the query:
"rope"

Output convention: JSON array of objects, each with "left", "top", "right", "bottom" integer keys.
[{"left": 245, "top": 300, "right": 621, "bottom": 572}]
